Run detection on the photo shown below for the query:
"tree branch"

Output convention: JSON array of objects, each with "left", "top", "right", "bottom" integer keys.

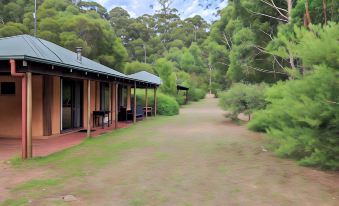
[
  {"left": 215, "top": 61, "right": 228, "bottom": 66},
  {"left": 251, "top": 45, "right": 289, "bottom": 73},
  {"left": 325, "top": 100, "right": 339, "bottom": 105},
  {"left": 260, "top": 0, "right": 288, "bottom": 12},
  {"left": 222, "top": 32, "right": 232, "bottom": 50},
  {"left": 246, "top": 65, "right": 288, "bottom": 75},
  {"left": 260, "top": 0, "right": 288, "bottom": 19},
  {"left": 246, "top": 8, "right": 288, "bottom": 22},
  {"left": 259, "top": 29, "right": 273, "bottom": 40}
]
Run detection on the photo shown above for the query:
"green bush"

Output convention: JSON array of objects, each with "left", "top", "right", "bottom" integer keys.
[
  {"left": 136, "top": 92, "right": 179, "bottom": 116},
  {"left": 176, "top": 94, "right": 186, "bottom": 105},
  {"left": 248, "top": 66, "right": 339, "bottom": 170},
  {"left": 188, "top": 88, "right": 206, "bottom": 101},
  {"left": 219, "top": 83, "right": 267, "bottom": 120},
  {"left": 156, "top": 93, "right": 180, "bottom": 116}
]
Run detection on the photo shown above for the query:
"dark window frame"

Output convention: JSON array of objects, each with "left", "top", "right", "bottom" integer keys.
[{"left": 0, "top": 82, "right": 16, "bottom": 96}]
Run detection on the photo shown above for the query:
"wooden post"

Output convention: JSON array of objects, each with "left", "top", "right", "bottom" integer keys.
[
  {"left": 133, "top": 82, "right": 137, "bottom": 123},
  {"left": 186, "top": 90, "right": 188, "bottom": 104},
  {"left": 110, "top": 83, "right": 113, "bottom": 127},
  {"left": 26, "top": 72, "right": 32, "bottom": 158},
  {"left": 87, "top": 80, "right": 91, "bottom": 137},
  {"left": 115, "top": 84, "right": 119, "bottom": 128},
  {"left": 145, "top": 88, "right": 148, "bottom": 119},
  {"left": 154, "top": 87, "right": 157, "bottom": 116}
]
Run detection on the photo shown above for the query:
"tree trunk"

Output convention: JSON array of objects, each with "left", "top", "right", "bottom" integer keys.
[
  {"left": 322, "top": 0, "right": 327, "bottom": 24},
  {"left": 287, "top": 0, "right": 297, "bottom": 72},
  {"left": 331, "top": 0, "right": 334, "bottom": 20},
  {"left": 305, "top": 0, "right": 312, "bottom": 26},
  {"left": 287, "top": 0, "right": 293, "bottom": 22}
]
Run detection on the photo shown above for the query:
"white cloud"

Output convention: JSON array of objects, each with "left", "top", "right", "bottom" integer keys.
[{"left": 90, "top": 0, "right": 228, "bottom": 22}]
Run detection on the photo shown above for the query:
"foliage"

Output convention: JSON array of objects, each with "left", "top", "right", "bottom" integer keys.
[
  {"left": 156, "top": 93, "right": 180, "bottom": 116},
  {"left": 188, "top": 88, "right": 206, "bottom": 102},
  {"left": 0, "top": 0, "right": 128, "bottom": 71},
  {"left": 267, "top": 23, "right": 339, "bottom": 77},
  {"left": 176, "top": 94, "right": 186, "bottom": 105},
  {"left": 249, "top": 22, "right": 339, "bottom": 170},
  {"left": 292, "top": 0, "right": 339, "bottom": 26},
  {"left": 137, "top": 92, "right": 179, "bottom": 116},
  {"left": 124, "top": 61, "right": 154, "bottom": 75},
  {"left": 205, "top": 0, "right": 288, "bottom": 87},
  {"left": 107, "top": 2, "right": 209, "bottom": 63},
  {"left": 206, "top": 0, "right": 339, "bottom": 170},
  {"left": 219, "top": 83, "right": 267, "bottom": 120},
  {"left": 248, "top": 67, "right": 339, "bottom": 170},
  {"left": 155, "top": 58, "right": 177, "bottom": 96},
  {"left": 178, "top": 72, "right": 207, "bottom": 102}
]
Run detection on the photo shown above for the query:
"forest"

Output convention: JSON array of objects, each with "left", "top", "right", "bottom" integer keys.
[{"left": 0, "top": 0, "right": 338, "bottom": 169}]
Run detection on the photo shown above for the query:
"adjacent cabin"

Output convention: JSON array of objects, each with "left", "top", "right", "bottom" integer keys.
[{"left": 0, "top": 35, "right": 161, "bottom": 159}]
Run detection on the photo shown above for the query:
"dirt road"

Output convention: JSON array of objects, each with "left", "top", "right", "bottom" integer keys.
[{"left": 1, "top": 97, "right": 338, "bottom": 206}]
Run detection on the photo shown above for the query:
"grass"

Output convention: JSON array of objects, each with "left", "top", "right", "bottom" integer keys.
[
  {"left": 129, "top": 199, "right": 146, "bottom": 206},
  {"left": 0, "top": 199, "right": 28, "bottom": 206},
  {"left": 13, "top": 179, "right": 61, "bottom": 191},
  {"left": 1, "top": 116, "right": 173, "bottom": 206}
]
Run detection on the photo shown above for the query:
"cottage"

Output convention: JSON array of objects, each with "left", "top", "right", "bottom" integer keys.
[{"left": 0, "top": 35, "right": 161, "bottom": 159}]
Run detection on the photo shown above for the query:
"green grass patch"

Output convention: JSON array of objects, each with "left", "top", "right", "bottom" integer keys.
[
  {"left": 154, "top": 152, "right": 169, "bottom": 160},
  {"left": 13, "top": 178, "right": 61, "bottom": 192},
  {"left": 0, "top": 198, "right": 28, "bottom": 206},
  {"left": 129, "top": 199, "right": 146, "bottom": 206},
  {"left": 230, "top": 188, "right": 241, "bottom": 193}
]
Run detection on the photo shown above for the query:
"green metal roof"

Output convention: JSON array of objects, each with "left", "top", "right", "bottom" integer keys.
[
  {"left": 128, "top": 71, "right": 162, "bottom": 85},
  {"left": 0, "top": 35, "right": 161, "bottom": 85},
  {"left": 177, "top": 85, "right": 189, "bottom": 90}
]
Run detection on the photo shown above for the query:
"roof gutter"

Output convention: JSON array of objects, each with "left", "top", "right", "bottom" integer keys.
[{"left": 4, "top": 56, "right": 160, "bottom": 86}]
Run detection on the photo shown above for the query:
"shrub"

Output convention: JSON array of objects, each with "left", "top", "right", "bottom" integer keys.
[
  {"left": 219, "top": 83, "right": 267, "bottom": 120},
  {"left": 137, "top": 92, "right": 179, "bottom": 116},
  {"left": 248, "top": 23, "right": 339, "bottom": 170},
  {"left": 156, "top": 93, "right": 180, "bottom": 116},
  {"left": 188, "top": 88, "right": 206, "bottom": 101},
  {"left": 176, "top": 94, "right": 186, "bottom": 105},
  {"left": 248, "top": 66, "right": 339, "bottom": 170}
]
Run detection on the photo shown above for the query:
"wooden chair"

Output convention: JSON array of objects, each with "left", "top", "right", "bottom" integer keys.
[{"left": 143, "top": 107, "right": 152, "bottom": 116}]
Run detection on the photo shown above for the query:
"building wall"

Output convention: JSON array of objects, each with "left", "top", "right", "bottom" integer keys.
[
  {"left": 0, "top": 76, "right": 22, "bottom": 138},
  {"left": 32, "top": 75, "right": 43, "bottom": 137},
  {"left": 0, "top": 75, "right": 43, "bottom": 138},
  {"left": 0, "top": 76, "right": 119, "bottom": 138}
]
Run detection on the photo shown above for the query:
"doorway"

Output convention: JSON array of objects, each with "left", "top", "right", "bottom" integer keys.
[{"left": 61, "top": 78, "right": 83, "bottom": 131}]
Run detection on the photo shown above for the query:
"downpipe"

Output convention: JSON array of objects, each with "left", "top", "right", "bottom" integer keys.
[{"left": 9, "top": 59, "right": 27, "bottom": 159}]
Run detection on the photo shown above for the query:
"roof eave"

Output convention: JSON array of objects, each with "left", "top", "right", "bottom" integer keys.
[{"left": 0, "top": 55, "right": 160, "bottom": 86}]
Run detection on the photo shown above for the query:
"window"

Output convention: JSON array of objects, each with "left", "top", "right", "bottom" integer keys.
[
  {"left": 0, "top": 82, "right": 16, "bottom": 95},
  {"left": 100, "top": 83, "right": 110, "bottom": 111}
]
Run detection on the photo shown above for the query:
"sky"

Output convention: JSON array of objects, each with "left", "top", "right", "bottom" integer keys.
[{"left": 91, "top": 0, "right": 228, "bottom": 22}]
